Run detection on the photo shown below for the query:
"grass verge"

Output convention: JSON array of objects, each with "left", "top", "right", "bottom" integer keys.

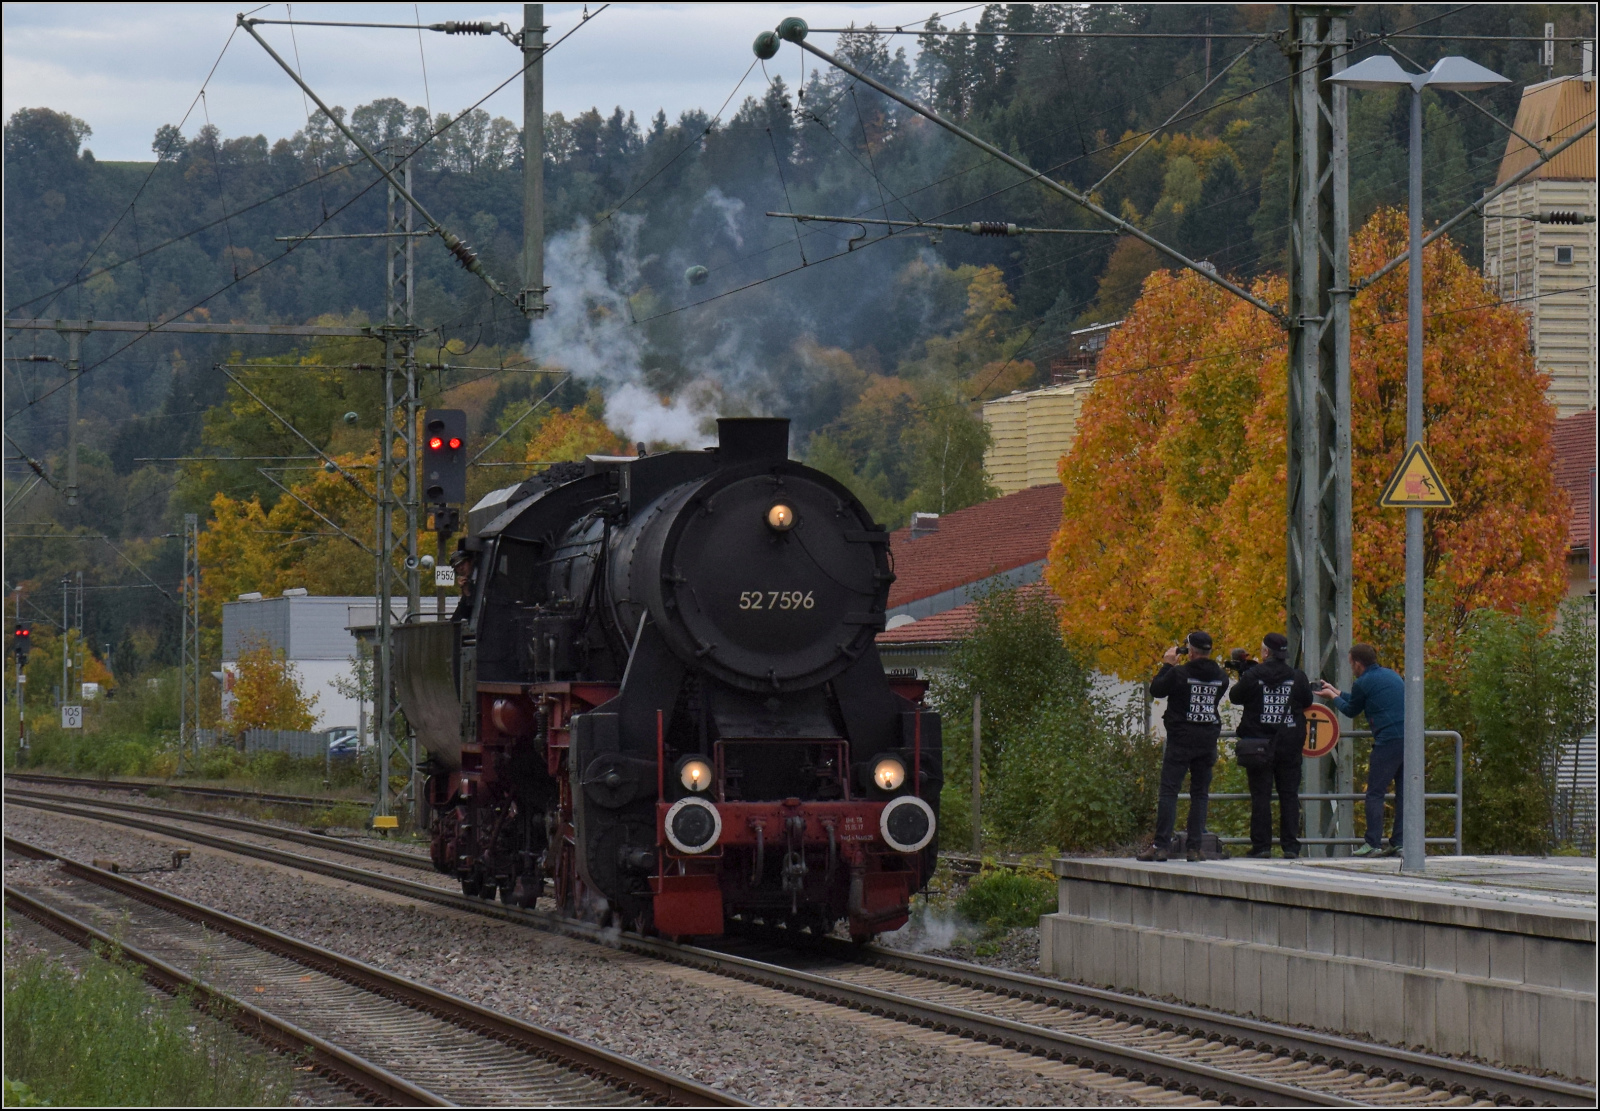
[{"left": 3, "top": 938, "right": 293, "bottom": 1107}]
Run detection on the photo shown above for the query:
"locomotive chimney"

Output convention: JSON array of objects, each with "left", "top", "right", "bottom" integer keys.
[{"left": 716, "top": 417, "right": 790, "bottom": 465}]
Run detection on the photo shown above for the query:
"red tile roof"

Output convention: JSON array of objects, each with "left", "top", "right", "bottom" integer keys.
[
  {"left": 885, "top": 484, "right": 1064, "bottom": 608},
  {"left": 1554, "top": 410, "right": 1595, "bottom": 553},
  {"left": 878, "top": 582, "right": 1057, "bottom": 645},
  {"left": 878, "top": 606, "right": 980, "bottom": 645}
]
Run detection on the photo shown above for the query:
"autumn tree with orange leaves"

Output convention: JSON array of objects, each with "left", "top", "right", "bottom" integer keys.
[{"left": 1048, "top": 210, "right": 1568, "bottom": 681}]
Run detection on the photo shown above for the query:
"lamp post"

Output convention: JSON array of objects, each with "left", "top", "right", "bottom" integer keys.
[{"left": 1329, "top": 56, "right": 1508, "bottom": 872}]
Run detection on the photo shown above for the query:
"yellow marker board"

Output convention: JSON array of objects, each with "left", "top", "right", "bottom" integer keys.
[
  {"left": 1379, "top": 442, "right": 1453, "bottom": 508},
  {"left": 372, "top": 815, "right": 399, "bottom": 830}
]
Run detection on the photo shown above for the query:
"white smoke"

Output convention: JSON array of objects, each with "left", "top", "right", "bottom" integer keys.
[
  {"left": 702, "top": 186, "right": 746, "bottom": 248},
  {"left": 878, "top": 901, "right": 978, "bottom": 954},
  {"left": 529, "top": 219, "right": 716, "bottom": 447}
]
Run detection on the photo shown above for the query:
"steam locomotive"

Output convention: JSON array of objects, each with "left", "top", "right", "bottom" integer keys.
[{"left": 394, "top": 417, "right": 942, "bottom": 940}]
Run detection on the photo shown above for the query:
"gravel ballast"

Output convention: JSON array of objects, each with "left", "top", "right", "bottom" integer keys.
[{"left": 5, "top": 805, "right": 1130, "bottom": 1107}]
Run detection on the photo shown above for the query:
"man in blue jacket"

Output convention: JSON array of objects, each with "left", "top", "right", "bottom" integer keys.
[{"left": 1315, "top": 643, "right": 1405, "bottom": 857}]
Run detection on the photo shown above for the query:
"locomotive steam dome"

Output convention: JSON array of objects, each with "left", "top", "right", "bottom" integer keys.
[{"left": 618, "top": 418, "right": 890, "bottom": 694}]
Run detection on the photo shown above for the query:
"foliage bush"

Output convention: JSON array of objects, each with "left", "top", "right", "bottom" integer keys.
[
  {"left": 935, "top": 585, "right": 1156, "bottom": 853},
  {"left": 228, "top": 643, "right": 318, "bottom": 733},
  {"left": 954, "top": 868, "right": 1056, "bottom": 931},
  {"left": 1455, "top": 604, "right": 1596, "bottom": 854},
  {"left": 3, "top": 945, "right": 291, "bottom": 1106}
]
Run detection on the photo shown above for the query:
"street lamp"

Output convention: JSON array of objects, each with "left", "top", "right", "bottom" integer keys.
[{"left": 1328, "top": 55, "right": 1509, "bottom": 872}]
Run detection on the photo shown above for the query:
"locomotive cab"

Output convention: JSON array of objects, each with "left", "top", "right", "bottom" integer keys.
[{"left": 396, "top": 417, "right": 941, "bottom": 940}]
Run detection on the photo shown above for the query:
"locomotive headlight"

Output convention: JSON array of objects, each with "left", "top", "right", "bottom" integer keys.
[
  {"left": 872, "top": 756, "right": 907, "bottom": 791},
  {"left": 766, "top": 503, "right": 795, "bottom": 531},
  {"left": 678, "top": 757, "right": 713, "bottom": 793}
]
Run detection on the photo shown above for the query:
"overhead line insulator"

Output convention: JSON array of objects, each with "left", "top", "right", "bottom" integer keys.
[
  {"left": 968, "top": 221, "right": 1022, "bottom": 237},
  {"left": 433, "top": 21, "right": 499, "bottom": 35}
]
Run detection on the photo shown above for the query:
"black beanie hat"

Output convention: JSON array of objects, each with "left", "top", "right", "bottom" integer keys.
[
  {"left": 1263, "top": 632, "right": 1289, "bottom": 658},
  {"left": 1186, "top": 630, "right": 1213, "bottom": 652}
]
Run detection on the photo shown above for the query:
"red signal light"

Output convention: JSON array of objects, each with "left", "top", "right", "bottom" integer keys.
[
  {"left": 428, "top": 436, "right": 444, "bottom": 450},
  {"left": 448, "top": 437, "right": 462, "bottom": 450}
]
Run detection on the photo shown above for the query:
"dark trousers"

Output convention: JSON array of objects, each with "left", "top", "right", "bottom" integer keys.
[
  {"left": 1365, "top": 742, "right": 1405, "bottom": 848},
  {"left": 1247, "top": 759, "right": 1302, "bottom": 855},
  {"left": 1154, "top": 745, "right": 1216, "bottom": 849}
]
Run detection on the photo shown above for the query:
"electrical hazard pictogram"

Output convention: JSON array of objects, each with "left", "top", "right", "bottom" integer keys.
[{"left": 1379, "top": 441, "right": 1453, "bottom": 508}]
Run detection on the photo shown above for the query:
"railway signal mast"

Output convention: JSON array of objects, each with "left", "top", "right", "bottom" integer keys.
[
  {"left": 13, "top": 620, "right": 31, "bottom": 754},
  {"left": 237, "top": 6, "right": 554, "bottom": 829}
]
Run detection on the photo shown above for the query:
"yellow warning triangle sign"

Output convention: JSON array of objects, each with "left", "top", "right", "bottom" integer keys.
[{"left": 1379, "top": 441, "right": 1454, "bottom": 508}]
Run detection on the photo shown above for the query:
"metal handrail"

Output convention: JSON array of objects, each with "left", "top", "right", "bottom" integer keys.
[{"left": 1178, "top": 729, "right": 1465, "bottom": 854}]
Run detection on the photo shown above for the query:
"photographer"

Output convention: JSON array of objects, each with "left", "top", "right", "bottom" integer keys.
[
  {"left": 1139, "top": 630, "right": 1229, "bottom": 863},
  {"left": 1228, "top": 633, "right": 1312, "bottom": 859},
  {"left": 1316, "top": 644, "right": 1405, "bottom": 857}
]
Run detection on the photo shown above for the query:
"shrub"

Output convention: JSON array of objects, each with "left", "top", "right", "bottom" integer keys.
[
  {"left": 229, "top": 643, "right": 317, "bottom": 733},
  {"left": 1458, "top": 603, "right": 1595, "bottom": 853},
  {"left": 935, "top": 584, "right": 1153, "bottom": 853},
  {"left": 4, "top": 945, "right": 291, "bottom": 1106},
  {"left": 954, "top": 868, "right": 1056, "bottom": 930},
  {"left": 986, "top": 692, "right": 1161, "bottom": 852}
]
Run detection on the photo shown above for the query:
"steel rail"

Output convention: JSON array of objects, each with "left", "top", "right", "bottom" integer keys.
[
  {"left": 5, "top": 786, "right": 430, "bottom": 870},
  {"left": 16, "top": 791, "right": 1591, "bottom": 1105},
  {"left": 5, "top": 837, "right": 741, "bottom": 1108},
  {"left": 4, "top": 794, "right": 1427, "bottom": 1106},
  {"left": 5, "top": 771, "right": 351, "bottom": 810},
  {"left": 28, "top": 784, "right": 1574, "bottom": 1100},
  {"left": 3, "top": 883, "right": 449, "bottom": 1107},
  {"left": 843, "top": 943, "right": 1597, "bottom": 1107},
  {"left": 11, "top": 790, "right": 1597, "bottom": 1106}
]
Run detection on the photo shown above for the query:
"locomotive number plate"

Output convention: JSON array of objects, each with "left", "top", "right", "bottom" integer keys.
[{"left": 738, "top": 590, "right": 815, "bottom": 610}]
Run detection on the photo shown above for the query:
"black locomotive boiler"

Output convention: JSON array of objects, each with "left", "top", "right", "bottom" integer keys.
[{"left": 394, "top": 417, "right": 942, "bottom": 939}]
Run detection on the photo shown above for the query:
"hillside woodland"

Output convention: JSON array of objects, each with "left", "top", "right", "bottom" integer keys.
[{"left": 4, "top": 3, "right": 1592, "bottom": 685}]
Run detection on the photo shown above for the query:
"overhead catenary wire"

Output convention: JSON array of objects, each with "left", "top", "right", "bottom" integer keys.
[
  {"left": 30, "top": 22, "right": 242, "bottom": 325},
  {"left": 646, "top": 9, "right": 1384, "bottom": 316},
  {"left": 662, "top": 2, "right": 1532, "bottom": 326},
  {"left": 238, "top": 16, "right": 514, "bottom": 303},
  {"left": 9, "top": 7, "right": 608, "bottom": 411}
]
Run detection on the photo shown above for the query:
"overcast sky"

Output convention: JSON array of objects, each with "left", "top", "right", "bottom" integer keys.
[{"left": 3, "top": 3, "right": 965, "bottom": 162}]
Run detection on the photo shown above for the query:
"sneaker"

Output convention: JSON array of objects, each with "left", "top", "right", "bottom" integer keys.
[
  {"left": 1281, "top": 851, "right": 1300, "bottom": 860},
  {"left": 1185, "top": 848, "right": 1204, "bottom": 863},
  {"left": 1135, "top": 845, "right": 1169, "bottom": 862},
  {"left": 1352, "top": 843, "right": 1380, "bottom": 857},
  {"left": 1380, "top": 844, "right": 1402, "bottom": 857},
  {"left": 1244, "top": 848, "right": 1272, "bottom": 859}
]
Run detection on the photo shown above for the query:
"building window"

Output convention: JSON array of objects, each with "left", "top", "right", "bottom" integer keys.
[{"left": 1555, "top": 245, "right": 1574, "bottom": 265}]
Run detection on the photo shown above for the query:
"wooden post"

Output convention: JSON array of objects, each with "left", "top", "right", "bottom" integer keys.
[{"left": 971, "top": 692, "right": 982, "bottom": 855}]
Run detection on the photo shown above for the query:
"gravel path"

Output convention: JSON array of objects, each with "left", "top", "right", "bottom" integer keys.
[{"left": 5, "top": 806, "right": 1134, "bottom": 1107}]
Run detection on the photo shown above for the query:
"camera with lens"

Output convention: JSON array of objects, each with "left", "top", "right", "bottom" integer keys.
[{"left": 1223, "top": 647, "right": 1259, "bottom": 675}]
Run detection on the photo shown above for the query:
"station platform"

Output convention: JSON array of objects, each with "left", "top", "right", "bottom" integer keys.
[{"left": 1040, "top": 855, "right": 1597, "bottom": 1080}]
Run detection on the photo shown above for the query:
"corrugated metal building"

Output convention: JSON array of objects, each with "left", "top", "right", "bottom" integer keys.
[
  {"left": 1481, "top": 75, "right": 1598, "bottom": 417},
  {"left": 221, "top": 592, "right": 406, "bottom": 731}
]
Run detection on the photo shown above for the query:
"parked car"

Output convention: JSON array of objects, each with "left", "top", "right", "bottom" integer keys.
[{"left": 325, "top": 726, "right": 361, "bottom": 760}]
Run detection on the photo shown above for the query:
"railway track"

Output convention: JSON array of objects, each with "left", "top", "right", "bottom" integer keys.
[
  {"left": 5, "top": 770, "right": 350, "bottom": 810},
  {"left": 4, "top": 837, "right": 739, "bottom": 1108},
  {"left": 10, "top": 788, "right": 1594, "bottom": 1107},
  {"left": 3, "top": 772, "right": 1028, "bottom": 879}
]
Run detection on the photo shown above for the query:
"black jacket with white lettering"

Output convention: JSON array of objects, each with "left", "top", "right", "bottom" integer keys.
[
  {"left": 1228, "top": 657, "right": 1313, "bottom": 739},
  {"left": 1151, "top": 657, "right": 1229, "bottom": 749}
]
